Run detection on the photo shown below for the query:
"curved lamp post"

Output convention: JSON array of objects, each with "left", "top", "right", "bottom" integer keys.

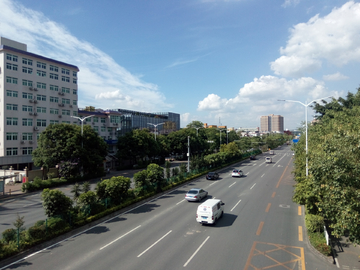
[{"left": 147, "top": 122, "right": 164, "bottom": 141}]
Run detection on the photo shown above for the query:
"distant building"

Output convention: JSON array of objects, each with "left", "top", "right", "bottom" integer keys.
[{"left": 260, "top": 114, "right": 284, "bottom": 133}]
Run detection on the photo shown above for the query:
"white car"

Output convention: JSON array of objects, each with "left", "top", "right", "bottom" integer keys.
[
  {"left": 185, "top": 188, "right": 208, "bottom": 202},
  {"left": 231, "top": 169, "right": 244, "bottom": 177}
]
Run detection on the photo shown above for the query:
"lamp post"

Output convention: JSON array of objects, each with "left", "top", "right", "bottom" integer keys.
[
  {"left": 147, "top": 122, "right": 164, "bottom": 141},
  {"left": 195, "top": 127, "right": 203, "bottom": 137},
  {"left": 71, "top": 115, "right": 95, "bottom": 148},
  {"left": 278, "top": 96, "right": 332, "bottom": 177}
]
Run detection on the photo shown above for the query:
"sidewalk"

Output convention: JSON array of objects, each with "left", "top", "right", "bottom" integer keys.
[{"left": 331, "top": 235, "right": 360, "bottom": 269}]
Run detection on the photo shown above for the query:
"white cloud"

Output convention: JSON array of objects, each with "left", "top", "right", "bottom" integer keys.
[
  {"left": 323, "top": 72, "right": 349, "bottom": 81},
  {"left": 282, "top": 0, "right": 300, "bottom": 8},
  {"left": 272, "top": 1, "right": 360, "bottom": 77},
  {"left": 0, "top": 0, "right": 171, "bottom": 111}
]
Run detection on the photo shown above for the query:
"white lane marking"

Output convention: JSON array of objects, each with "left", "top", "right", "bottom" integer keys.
[
  {"left": 246, "top": 172, "right": 249, "bottom": 175},
  {"left": 261, "top": 174, "right": 265, "bottom": 178},
  {"left": 137, "top": 230, "right": 172, "bottom": 257},
  {"left": 229, "top": 182, "right": 236, "bottom": 188},
  {"left": 231, "top": 199, "right": 242, "bottom": 212},
  {"left": 250, "top": 183, "right": 256, "bottom": 190},
  {"left": 183, "top": 236, "right": 210, "bottom": 267},
  {"left": 253, "top": 163, "right": 257, "bottom": 166},
  {"left": 100, "top": 225, "right": 141, "bottom": 250},
  {"left": 208, "top": 182, "right": 217, "bottom": 187},
  {"left": 176, "top": 199, "right": 185, "bottom": 205}
]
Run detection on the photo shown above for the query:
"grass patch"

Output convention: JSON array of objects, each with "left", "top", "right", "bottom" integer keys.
[{"left": 308, "top": 231, "right": 332, "bottom": 256}]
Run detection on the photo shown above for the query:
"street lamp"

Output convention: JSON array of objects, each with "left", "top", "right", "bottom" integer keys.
[
  {"left": 71, "top": 115, "right": 95, "bottom": 148},
  {"left": 278, "top": 96, "right": 332, "bottom": 177},
  {"left": 147, "top": 122, "right": 164, "bottom": 141},
  {"left": 219, "top": 129, "right": 226, "bottom": 147},
  {"left": 195, "top": 127, "right": 203, "bottom": 137}
]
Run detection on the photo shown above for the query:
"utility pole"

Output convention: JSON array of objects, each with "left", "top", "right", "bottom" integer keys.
[{"left": 187, "top": 136, "right": 190, "bottom": 172}]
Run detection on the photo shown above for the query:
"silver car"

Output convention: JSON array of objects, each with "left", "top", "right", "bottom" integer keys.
[{"left": 185, "top": 188, "right": 208, "bottom": 202}]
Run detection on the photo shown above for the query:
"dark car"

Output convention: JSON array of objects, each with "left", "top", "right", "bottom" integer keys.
[
  {"left": 206, "top": 172, "right": 219, "bottom": 180},
  {"left": 250, "top": 155, "right": 256, "bottom": 160}
]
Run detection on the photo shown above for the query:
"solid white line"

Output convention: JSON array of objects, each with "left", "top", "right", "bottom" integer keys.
[
  {"left": 209, "top": 182, "right": 217, "bottom": 186},
  {"left": 183, "top": 236, "right": 210, "bottom": 267},
  {"left": 137, "top": 230, "right": 172, "bottom": 257},
  {"left": 176, "top": 199, "right": 185, "bottom": 205},
  {"left": 261, "top": 174, "right": 265, "bottom": 178},
  {"left": 229, "top": 182, "right": 236, "bottom": 188},
  {"left": 231, "top": 199, "right": 241, "bottom": 212},
  {"left": 100, "top": 225, "right": 141, "bottom": 250},
  {"left": 250, "top": 183, "right": 256, "bottom": 189}
]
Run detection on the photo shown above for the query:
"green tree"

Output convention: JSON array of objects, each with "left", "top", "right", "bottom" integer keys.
[
  {"left": 133, "top": 170, "right": 149, "bottom": 188},
  {"left": 146, "top": 163, "right": 165, "bottom": 191},
  {"left": 186, "top": 120, "right": 204, "bottom": 128},
  {"left": 96, "top": 176, "right": 131, "bottom": 205},
  {"left": 77, "top": 191, "right": 97, "bottom": 208},
  {"left": 71, "top": 183, "right": 82, "bottom": 202},
  {"left": 41, "top": 189, "right": 73, "bottom": 218},
  {"left": 82, "top": 181, "right": 91, "bottom": 193}
]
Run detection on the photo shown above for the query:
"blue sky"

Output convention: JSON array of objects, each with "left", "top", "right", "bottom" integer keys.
[{"left": 1, "top": 0, "right": 360, "bottom": 130}]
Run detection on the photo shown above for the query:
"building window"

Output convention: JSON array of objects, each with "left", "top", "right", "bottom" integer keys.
[
  {"left": 6, "top": 76, "right": 18, "bottom": 84},
  {"left": 50, "top": 120, "right": 59, "bottom": 124},
  {"left": 7, "top": 63, "right": 18, "bottom": 71},
  {"left": 110, "top": 115, "right": 120, "bottom": 123},
  {"left": 101, "top": 126, "right": 106, "bottom": 132},
  {"left": 50, "top": 96, "right": 59, "bottom": 103},
  {"left": 72, "top": 100, "right": 77, "bottom": 106},
  {"left": 23, "top": 58, "right": 33, "bottom": 66},
  {"left": 61, "top": 68, "right": 70, "bottom": 75},
  {"left": 6, "top": 104, "right": 18, "bottom": 111},
  {"left": 62, "top": 121, "right": 70, "bottom": 124},
  {"left": 37, "top": 107, "right": 46, "bottom": 113},
  {"left": 37, "top": 61, "right": 46, "bottom": 69},
  {"left": 6, "top": 148, "right": 18, "bottom": 156},
  {"left": 22, "top": 105, "right": 33, "bottom": 112},
  {"left": 37, "top": 70, "right": 46, "bottom": 77},
  {"left": 6, "top": 117, "right": 18, "bottom": 125},
  {"left": 101, "top": 118, "right": 106, "bottom": 123},
  {"left": 93, "top": 126, "right": 99, "bottom": 132},
  {"left": 73, "top": 89, "right": 77, "bottom": 95},
  {"left": 22, "top": 118, "right": 33, "bottom": 126},
  {"left": 61, "top": 87, "right": 70, "bottom": 93},
  {"left": 36, "top": 94, "right": 46, "bottom": 101},
  {"left": 6, "top": 53, "right": 18, "bottom": 62},
  {"left": 22, "top": 67, "right": 33, "bottom": 74},
  {"left": 73, "top": 78, "right": 77, "bottom": 84},
  {"left": 50, "top": 65, "right": 58, "bottom": 72},
  {"left": 50, "top": 73, "right": 58, "bottom": 80},
  {"left": 22, "top": 133, "right": 33, "bottom": 140},
  {"left": 73, "top": 71, "right": 77, "bottom": 77},
  {"left": 37, "top": 82, "right": 46, "bottom": 89},
  {"left": 107, "top": 127, "right": 112, "bottom": 132},
  {"left": 37, "top": 119, "right": 47, "bottom": 127},
  {"left": 62, "top": 110, "right": 70, "bottom": 116},
  {"left": 6, "top": 133, "right": 18, "bottom": 140},
  {"left": 22, "top": 147, "right": 33, "bottom": 155},
  {"left": 50, "top": 85, "right": 59, "bottom": 91},
  {"left": 61, "top": 76, "right": 70, "bottom": 82},
  {"left": 6, "top": 90, "right": 18, "bottom": 97},
  {"left": 50, "top": 108, "right": 59, "bottom": 114},
  {"left": 62, "top": 98, "right": 70, "bottom": 104},
  {"left": 22, "top": 80, "right": 33, "bottom": 87},
  {"left": 22, "top": 92, "right": 33, "bottom": 99}
]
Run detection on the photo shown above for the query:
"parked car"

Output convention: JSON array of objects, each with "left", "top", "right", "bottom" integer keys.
[
  {"left": 185, "top": 188, "right": 208, "bottom": 202},
  {"left": 206, "top": 172, "right": 219, "bottom": 180},
  {"left": 250, "top": 155, "right": 256, "bottom": 160},
  {"left": 231, "top": 169, "right": 244, "bottom": 177}
]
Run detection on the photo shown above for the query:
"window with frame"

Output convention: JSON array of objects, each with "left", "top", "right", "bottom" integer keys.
[
  {"left": 36, "top": 95, "right": 46, "bottom": 101},
  {"left": 72, "top": 100, "right": 77, "bottom": 106},
  {"left": 101, "top": 126, "right": 106, "bottom": 132},
  {"left": 50, "top": 65, "right": 58, "bottom": 72},
  {"left": 6, "top": 53, "right": 18, "bottom": 62},
  {"left": 22, "top": 147, "right": 33, "bottom": 155},
  {"left": 7, "top": 63, "right": 18, "bottom": 71},
  {"left": 22, "top": 67, "right": 33, "bottom": 74},
  {"left": 107, "top": 127, "right": 112, "bottom": 132},
  {"left": 86, "top": 117, "right": 92, "bottom": 122},
  {"left": 22, "top": 133, "right": 33, "bottom": 141},
  {"left": 37, "top": 119, "right": 46, "bottom": 127},
  {"left": 6, "top": 104, "right": 18, "bottom": 111},
  {"left": 37, "top": 70, "right": 46, "bottom": 77},
  {"left": 110, "top": 115, "right": 120, "bottom": 123},
  {"left": 37, "top": 107, "right": 46, "bottom": 113},
  {"left": 6, "top": 76, "right": 18, "bottom": 84},
  {"left": 62, "top": 98, "right": 70, "bottom": 104},
  {"left": 61, "top": 68, "right": 70, "bottom": 75},
  {"left": 6, "top": 148, "right": 18, "bottom": 156},
  {"left": 73, "top": 78, "right": 77, "bottom": 84},
  {"left": 37, "top": 62, "right": 46, "bottom": 69},
  {"left": 22, "top": 118, "right": 33, "bottom": 126},
  {"left": 6, "top": 133, "right": 18, "bottom": 141},
  {"left": 61, "top": 87, "right": 70, "bottom": 93},
  {"left": 61, "top": 76, "right": 70, "bottom": 82},
  {"left": 93, "top": 117, "right": 99, "bottom": 122},
  {"left": 23, "top": 58, "right": 33, "bottom": 65},
  {"left": 50, "top": 85, "right": 59, "bottom": 91},
  {"left": 50, "top": 108, "right": 59, "bottom": 114},
  {"left": 101, "top": 118, "right": 106, "bottom": 123},
  {"left": 50, "top": 73, "right": 58, "bottom": 80},
  {"left": 6, "top": 90, "right": 18, "bottom": 97},
  {"left": 73, "top": 111, "right": 78, "bottom": 116},
  {"left": 62, "top": 110, "right": 70, "bottom": 116},
  {"left": 50, "top": 96, "right": 59, "bottom": 103},
  {"left": 37, "top": 82, "right": 46, "bottom": 89},
  {"left": 22, "top": 105, "right": 33, "bottom": 112},
  {"left": 22, "top": 80, "right": 33, "bottom": 87},
  {"left": 22, "top": 92, "right": 33, "bottom": 99},
  {"left": 50, "top": 120, "right": 59, "bottom": 124},
  {"left": 6, "top": 117, "right": 18, "bottom": 125},
  {"left": 93, "top": 126, "right": 99, "bottom": 132},
  {"left": 73, "top": 89, "right": 77, "bottom": 95},
  {"left": 73, "top": 71, "right": 77, "bottom": 77}
]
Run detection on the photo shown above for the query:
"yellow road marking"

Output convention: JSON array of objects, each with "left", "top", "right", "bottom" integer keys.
[
  {"left": 265, "top": 203, "right": 271, "bottom": 212},
  {"left": 256, "top": 221, "right": 264, "bottom": 236},
  {"left": 272, "top": 192, "right": 276, "bottom": 198},
  {"left": 299, "top": 226, "right": 303, "bottom": 242},
  {"left": 298, "top": 206, "right": 302, "bottom": 216}
]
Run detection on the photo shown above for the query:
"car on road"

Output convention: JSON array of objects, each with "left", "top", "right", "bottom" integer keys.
[
  {"left": 206, "top": 172, "right": 219, "bottom": 180},
  {"left": 196, "top": 199, "right": 225, "bottom": 225},
  {"left": 185, "top": 188, "right": 208, "bottom": 202},
  {"left": 250, "top": 155, "right": 256, "bottom": 160},
  {"left": 231, "top": 169, "right": 244, "bottom": 177},
  {"left": 265, "top": 157, "right": 272, "bottom": 163}
]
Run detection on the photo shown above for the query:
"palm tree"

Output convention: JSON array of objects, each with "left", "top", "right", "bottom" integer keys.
[
  {"left": 82, "top": 181, "right": 91, "bottom": 193},
  {"left": 70, "top": 182, "right": 82, "bottom": 202}
]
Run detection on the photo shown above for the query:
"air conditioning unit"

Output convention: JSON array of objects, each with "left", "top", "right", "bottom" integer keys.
[
  {"left": 69, "top": 105, "right": 73, "bottom": 108},
  {"left": 33, "top": 100, "right": 38, "bottom": 104},
  {"left": 58, "top": 103, "right": 64, "bottom": 107},
  {"left": 34, "top": 127, "right": 39, "bottom": 131},
  {"left": 29, "top": 112, "right": 33, "bottom": 115},
  {"left": 114, "top": 123, "right": 118, "bottom": 126},
  {"left": 29, "top": 100, "right": 33, "bottom": 103},
  {"left": 20, "top": 140, "right": 24, "bottom": 144},
  {"left": 58, "top": 115, "right": 62, "bottom": 118},
  {"left": 29, "top": 87, "right": 33, "bottom": 90},
  {"left": 33, "top": 112, "right": 38, "bottom": 116},
  {"left": 34, "top": 88, "right": 38, "bottom": 91},
  {"left": 29, "top": 140, "right": 33, "bottom": 144}
]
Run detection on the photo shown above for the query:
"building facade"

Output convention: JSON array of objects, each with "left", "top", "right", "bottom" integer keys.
[
  {"left": 260, "top": 114, "right": 284, "bottom": 133},
  {"left": 0, "top": 37, "right": 79, "bottom": 169}
]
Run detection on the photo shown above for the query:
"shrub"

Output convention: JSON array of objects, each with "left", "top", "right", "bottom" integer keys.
[
  {"left": 305, "top": 214, "right": 324, "bottom": 233},
  {"left": 47, "top": 217, "right": 68, "bottom": 232},
  {"left": 2, "top": 228, "right": 16, "bottom": 243},
  {"left": 28, "top": 225, "right": 46, "bottom": 240},
  {"left": 308, "top": 232, "right": 332, "bottom": 256}
]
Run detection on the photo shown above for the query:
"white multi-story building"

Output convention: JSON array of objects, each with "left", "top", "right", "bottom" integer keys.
[{"left": 0, "top": 37, "right": 79, "bottom": 169}]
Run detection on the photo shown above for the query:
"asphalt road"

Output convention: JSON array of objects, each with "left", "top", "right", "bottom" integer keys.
[{"left": 0, "top": 145, "right": 336, "bottom": 269}]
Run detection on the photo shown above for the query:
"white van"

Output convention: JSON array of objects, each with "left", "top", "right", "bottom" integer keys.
[
  {"left": 265, "top": 157, "right": 272, "bottom": 163},
  {"left": 196, "top": 199, "right": 225, "bottom": 225}
]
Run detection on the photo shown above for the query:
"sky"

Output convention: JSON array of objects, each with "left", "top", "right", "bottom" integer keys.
[{"left": 1, "top": 0, "right": 360, "bottom": 130}]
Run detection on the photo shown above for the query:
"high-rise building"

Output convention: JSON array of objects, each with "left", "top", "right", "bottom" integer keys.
[
  {"left": 0, "top": 37, "right": 79, "bottom": 169},
  {"left": 260, "top": 114, "right": 284, "bottom": 133}
]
